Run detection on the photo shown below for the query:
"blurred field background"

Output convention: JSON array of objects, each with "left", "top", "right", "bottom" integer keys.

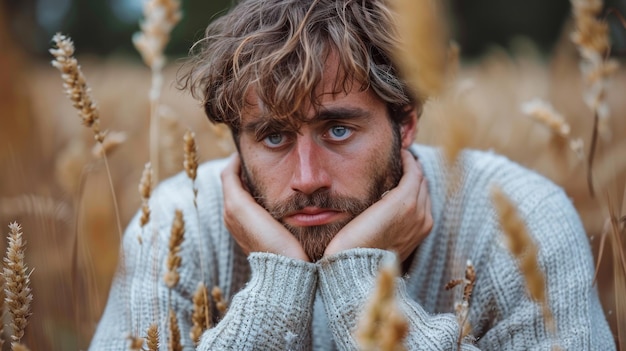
[{"left": 0, "top": 0, "right": 625, "bottom": 349}]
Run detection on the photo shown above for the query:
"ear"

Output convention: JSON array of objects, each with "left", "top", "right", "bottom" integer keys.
[{"left": 400, "top": 105, "right": 419, "bottom": 149}]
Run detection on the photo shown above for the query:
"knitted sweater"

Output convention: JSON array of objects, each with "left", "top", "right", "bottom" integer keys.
[{"left": 89, "top": 144, "right": 614, "bottom": 350}]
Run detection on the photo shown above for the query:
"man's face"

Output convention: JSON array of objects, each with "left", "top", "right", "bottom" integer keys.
[{"left": 237, "top": 61, "right": 407, "bottom": 261}]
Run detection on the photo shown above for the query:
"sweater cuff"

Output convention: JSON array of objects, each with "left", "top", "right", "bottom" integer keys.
[
  {"left": 318, "top": 248, "right": 397, "bottom": 310},
  {"left": 247, "top": 252, "right": 318, "bottom": 307}
]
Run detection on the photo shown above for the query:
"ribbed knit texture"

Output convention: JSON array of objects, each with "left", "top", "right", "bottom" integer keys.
[{"left": 89, "top": 145, "right": 615, "bottom": 350}]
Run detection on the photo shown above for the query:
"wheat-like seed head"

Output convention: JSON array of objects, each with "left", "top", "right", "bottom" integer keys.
[
  {"left": 139, "top": 162, "right": 154, "bottom": 228},
  {"left": 521, "top": 98, "right": 571, "bottom": 137},
  {"left": 133, "top": 0, "right": 182, "bottom": 71},
  {"left": 50, "top": 33, "right": 105, "bottom": 143},
  {"left": 146, "top": 324, "right": 159, "bottom": 351},
  {"left": 211, "top": 286, "right": 228, "bottom": 317},
  {"left": 445, "top": 260, "right": 476, "bottom": 345},
  {"left": 570, "top": 0, "right": 619, "bottom": 139},
  {"left": 491, "top": 186, "right": 556, "bottom": 336},
  {"left": 164, "top": 210, "right": 184, "bottom": 288},
  {"left": 3, "top": 222, "right": 32, "bottom": 345},
  {"left": 190, "top": 282, "right": 210, "bottom": 346},
  {"left": 184, "top": 130, "right": 198, "bottom": 183},
  {"left": 390, "top": 0, "right": 450, "bottom": 99},
  {"left": 168, "top": 309, "right": 182, "bottom": 351}
]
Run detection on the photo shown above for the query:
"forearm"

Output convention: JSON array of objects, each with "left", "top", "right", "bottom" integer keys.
[
  {"left": 198, "top": 253, "right": 317, "bottom": 350},
  {"left": 318, "top": 248, "right": 479, "bottom": 351}
]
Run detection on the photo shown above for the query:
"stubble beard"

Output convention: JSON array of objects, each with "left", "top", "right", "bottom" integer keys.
[{"left": 240, "top": 126, "right": 403, "bottom": 261}]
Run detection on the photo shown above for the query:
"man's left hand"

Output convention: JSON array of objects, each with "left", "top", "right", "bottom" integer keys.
[{"left": 323, "top": 149, "right": 432, "bottom": 262}]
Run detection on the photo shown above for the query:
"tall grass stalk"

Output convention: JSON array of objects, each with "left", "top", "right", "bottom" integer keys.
[{"left": 133, "top": 0, "right": 182, "bottom": 183}]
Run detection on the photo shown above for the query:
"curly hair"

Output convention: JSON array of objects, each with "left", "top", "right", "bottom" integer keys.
[{"left": 179, "top": 0, "right": 416, "bottom": 136}]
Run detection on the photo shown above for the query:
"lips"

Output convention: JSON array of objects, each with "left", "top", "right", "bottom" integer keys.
[{"left": 283, "top": 207, "right": 348, "bottom": 227}]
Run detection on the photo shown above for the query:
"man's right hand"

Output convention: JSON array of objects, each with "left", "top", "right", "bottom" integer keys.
[{"left": 220, "top": 154, "right": 310, "bottom": 262}]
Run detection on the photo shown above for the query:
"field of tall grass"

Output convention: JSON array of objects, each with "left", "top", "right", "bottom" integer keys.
[{"left": 0, "top": 0, "right": 624, "bottom": 349}]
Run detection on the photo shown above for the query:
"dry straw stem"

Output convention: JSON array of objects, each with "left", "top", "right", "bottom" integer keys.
[
  {"left": 190, "top": 282, "right": 211, "bottom": 346},
  {"left": 445, "top": 260, "right": 476, "bottom": 346},
  {"left": 168, "top": 309, "right": 183, "bottom": 351},
  {"left": 164, "top": 209, "right": 185, "bottom": 289},
  {"left": 570, "top": 0, "right": 619, "bottom": 196},
  {"left": 390, "top": 0, "right": 450, "bottom": 98},
  {"left": 159, "top": 106, "right": 184, "bottom": 178},
  {"left": 606, "top": 197, "right": 626, "bottom": 348},
  {"left": 146, "top": 324, "right": 159, "bottom": 351},
  {"left": 490, "top": 187, "right": 556, "bottom": 336},
  {"left": 133, "top": 0, "right": 182, "bottom": 184},
  {"left": 3, "top": 222, "right": 33, "bottom": 345},
  {"left": 211, "top": 286, "right": 228, "bottom": 317},
  {"left": 520, "top": 98, "right": 585, "bottom": 160},
  {"left": 355, "top": 258, "right": 408, "bottom": 351},
  {"left": 50, "top": 33, "right": 105, "bottom": 144},
  {"left": 139, "top": 162, "right": 154, "bottom": 228}
]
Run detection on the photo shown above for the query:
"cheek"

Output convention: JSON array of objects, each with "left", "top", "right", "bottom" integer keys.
[{"left": 330, "top": 136, "right": 393, "bottom": 192}]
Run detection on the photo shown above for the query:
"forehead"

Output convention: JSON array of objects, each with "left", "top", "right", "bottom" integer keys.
[{"left": 242, "top": 52, "right": 379, "bottom": 125}]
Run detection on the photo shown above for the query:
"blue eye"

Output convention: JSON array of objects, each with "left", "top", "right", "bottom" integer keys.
[
  {"left": 328, "top": 126, "right": 352, "bottom": 141},
  {"left": 263, "top": 133, "right": 286, "bottom": 148}
]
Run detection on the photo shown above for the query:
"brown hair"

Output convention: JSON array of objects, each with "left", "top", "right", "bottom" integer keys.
[{"left": 179, "top": 0, "right": 416, "bottom": 136}]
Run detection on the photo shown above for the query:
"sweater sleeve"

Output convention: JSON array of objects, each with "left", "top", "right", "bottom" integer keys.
[
  {"left": 318, "top": 248, "right": 480, "bottom": 351},
  {"left": 198, "top": 253, "right": 317, "bottom": 350},
  {"left": 88, "top": 167, "right": 318, "bottom": 350},
  {"left": 474, "top": 188, "right": 615, "bottom": 350}
]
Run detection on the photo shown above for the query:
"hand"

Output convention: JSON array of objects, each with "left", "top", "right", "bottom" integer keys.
[
  {"left": 323, "top": 149, "right": 433, "bottom": 261},
  {"left": 221, "top": 154, "right": 310, "bottom": 261}
]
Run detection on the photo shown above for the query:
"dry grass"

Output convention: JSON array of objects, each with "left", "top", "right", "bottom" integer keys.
[
  {"left": 190, "top": 282, "right": 210, "bottom": 346},
  {"left": 491, "top": 187, "right": 556, "bottom": 339},
  {"left": 445, "top": 260, "right": 476, "bottom": 346},
  {"left": 168, "top": 309, "right": 182, "bottom": 351},
  {"left": 146, "top": 324, "right": 159, "bottom": 351},
  {"left": 164, "top": 209, "right": 184, "bottom": 289},
  {"left": 2, "top": 223, "right": 32, "bottom": 350}
]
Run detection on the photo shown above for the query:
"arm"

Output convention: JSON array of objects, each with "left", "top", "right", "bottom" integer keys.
[
  {"left": 89, "top": 163, "right": 317, "bottom": 350},
  {"left": 199, "top": 253, "right": 316, "bottom": 350},
  {"left": 317, "top": 150, "right": 478, "bottom": 350},
  {"left": 475, "top": 188, "right": 615, "bottom": 350},
  {"left": 318, "top": 249, "right": 480, "bottom": 351}
]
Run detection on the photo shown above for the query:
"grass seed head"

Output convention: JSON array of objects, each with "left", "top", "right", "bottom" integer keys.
[
  {"left": 50, "top": 33, "right": 105, "bottom": 143},
  {"left": 164, "top": 210, "right": 184, "bottom": 288},
  {"left": 3, "top": 222, "right": 32, "bottom": 345},
  {"left": 146, "top": 324, "right": 159, "bottom": 351}
]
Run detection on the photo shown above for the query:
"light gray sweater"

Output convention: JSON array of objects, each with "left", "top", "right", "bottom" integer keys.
[{"left": 89, "top": 145, "right": 615, "bottom": 350}]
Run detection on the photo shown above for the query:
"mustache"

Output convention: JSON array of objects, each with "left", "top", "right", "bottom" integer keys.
[{"left": 267, "top": 190, "right": 373, "bottom": 220}]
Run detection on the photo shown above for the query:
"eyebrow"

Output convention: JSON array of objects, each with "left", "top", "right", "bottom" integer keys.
[
  {"left": 241, "top": 106, "right": 372, "bottom": 138},
  {"left": 314, "top": 106, "right": 371, "bottom": 121}
]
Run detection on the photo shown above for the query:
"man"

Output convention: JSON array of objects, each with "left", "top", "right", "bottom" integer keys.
[{"left": 90, "top": 0, "right": 614, "bottom": 349}]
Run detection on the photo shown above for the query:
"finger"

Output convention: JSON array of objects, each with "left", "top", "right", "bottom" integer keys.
[
  {"left": 381, "top": 150, "right": 421, "bottom": 202},
  {"left": 221, "top": 154, "right": 253, "bottom": 201}
]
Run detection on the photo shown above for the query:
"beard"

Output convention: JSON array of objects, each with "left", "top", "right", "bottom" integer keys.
[{"left": 240, "top": 125, "right": 403, "bottom": 261}]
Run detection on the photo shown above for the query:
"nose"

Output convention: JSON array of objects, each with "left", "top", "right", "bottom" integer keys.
[{"left": 290, "top": 135, "right": 331, "bottom": 195}]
